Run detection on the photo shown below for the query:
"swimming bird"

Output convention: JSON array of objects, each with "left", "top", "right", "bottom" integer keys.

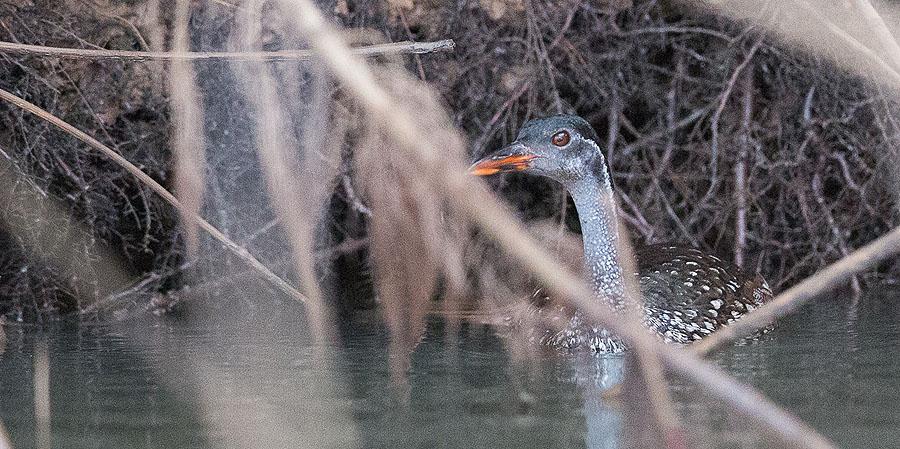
[{"left": 470, "top": 114, "right": 772, "bottom": 353}]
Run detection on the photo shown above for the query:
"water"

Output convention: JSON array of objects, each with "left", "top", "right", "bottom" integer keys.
[{"left": 1, "top": 291, "right": 899, "bottom": 448}]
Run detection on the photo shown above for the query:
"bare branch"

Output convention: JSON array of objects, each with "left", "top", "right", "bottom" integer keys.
[
  {"left": 0, "top": 39, "right": 455, "bottom": 61},
  {"left": 0, "top": 87, "right": 310, "bottom": 305},
  {"left": 734, "top": 67, "right": 753, "bottom": 267}
]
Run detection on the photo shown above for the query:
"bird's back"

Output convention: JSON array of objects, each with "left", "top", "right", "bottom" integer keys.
[{"left": 635, "top": 244, "right": 773, "bottom": 343}]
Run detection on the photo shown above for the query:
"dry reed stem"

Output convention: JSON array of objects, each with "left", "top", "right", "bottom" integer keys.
[
  {"left": 0, "top": 157, "right": 340, "bottom": 448},
  {"left": 285, "top": 1, "right": 835, "bottom": 446},
  {"left": 0, "top": 87, "right": 309, "bottom": 305},
  {"left": 0, "top": 420, "right": 11, "bottom": 449},
  {"left": 711, "top": 1, "right": 900, "bottom": 89},
  {"left": 799, "top": 6, "right": 900, "bottom": 86},
  {"left": 733, "top": 67, "right": 752, "bottom": 267},
  {"left": 614, "top": 224, "right": 682, "bottom": 441},
  {"left": 0, "top": 39, "right": 455, "bottom": 61},
  {"left": 33, "top": 341, "right": 49, "bottom": 449},
  {"left": 169, "top": 0, "right": 207, "bottom": 256},
  {"left": 694, "top": 225, "right": 900, "bottom": 355},
  {"left": 234, "top": 0, "right": 335, "bottom": 341}
]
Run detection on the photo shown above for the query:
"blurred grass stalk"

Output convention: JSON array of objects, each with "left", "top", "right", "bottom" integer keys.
[
  {"left": 0, "top": 422, "right": 11, "bottom": 449},
  {"left": 0, "top": 133, "right": 356, "bottom": 448},
  {"left": 229, "top": 0, "right": 341, "bottom": 341},
  {"left": 706, "top": 0, "right": 900, "bottom": 105},
  {"left": 169, "top": 0, "right": 207, "bottom": 258},
  {"left": 33, "top": 341, "right": 49, "bottom": 449}
]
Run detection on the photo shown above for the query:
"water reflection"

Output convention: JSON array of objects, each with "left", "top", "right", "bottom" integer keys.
[{"left": 571, "top": 355, "right": 624, "bottom": 449}]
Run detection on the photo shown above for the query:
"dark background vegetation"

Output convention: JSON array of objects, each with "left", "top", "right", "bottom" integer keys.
[{"left": 1, "top": 0, "right": 898, "bottom": 321}]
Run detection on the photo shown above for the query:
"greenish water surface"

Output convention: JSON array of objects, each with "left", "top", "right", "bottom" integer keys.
[{"left": 1, "top": 291, "right": 898, "bottom": 448}]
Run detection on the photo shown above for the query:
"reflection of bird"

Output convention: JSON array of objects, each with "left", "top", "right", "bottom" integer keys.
[{"left": 470, "top": 114, "right": 772, "bottom": 353}]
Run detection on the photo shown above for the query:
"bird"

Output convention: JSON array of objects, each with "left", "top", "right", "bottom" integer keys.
[{"left": 469, "top": 114, "right": 773, "bottom": 353}]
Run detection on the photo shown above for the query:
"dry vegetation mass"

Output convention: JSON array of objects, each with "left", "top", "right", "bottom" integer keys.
[{"left": 0, "top": 0, "right": 899, "bottom": 321}]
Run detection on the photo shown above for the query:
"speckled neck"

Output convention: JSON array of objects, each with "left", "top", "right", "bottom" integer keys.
[{"left": 567, "top": 161, "right": 625, "bottom": 309}]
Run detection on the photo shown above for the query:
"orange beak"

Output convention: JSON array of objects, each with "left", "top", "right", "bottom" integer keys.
[{"left": 469, "top": 153, "right": 538, "bottom": 176}]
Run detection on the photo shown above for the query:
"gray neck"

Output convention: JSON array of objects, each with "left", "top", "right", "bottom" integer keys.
[{"left": 567, "top": 171, "right": 626, "bottom": 309}]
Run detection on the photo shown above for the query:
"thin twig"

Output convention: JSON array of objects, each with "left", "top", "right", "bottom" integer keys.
[
  {"left": 0, "top": 87, "right": 309, "bottom": 304},
  {"left": 620, "top": 105, "right": 711, "bottom": 156},
  {"left": 0, "top": 39, "right": 455, "bottom": 61},
  {"left": 694, "top": 225, "right": 900, "bottom": 355},
  {"left": 734, "top": 67, "right": 753, "bottom": 267},
  {"left": 471, "top": 79, "right": 531, "bottom": 156},
  {"left": 710, "top": 36, "right": 762, "bottom": 181},
  {"left": 342, "top": 174, "right": 373, "bottom": 217},
  {"left": 79, "top": 0, "right": 151, "bottom": 51},
  {"left": 398, "top": 10, "right": 427, "bottom": 81},
  {"left": 812, "top": 173, "right": 862, "bottom": 296}
]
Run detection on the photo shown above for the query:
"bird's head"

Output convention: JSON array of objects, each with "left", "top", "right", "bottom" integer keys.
[{"left": 469, "top": 115, "right": 611, "bottom": 190}]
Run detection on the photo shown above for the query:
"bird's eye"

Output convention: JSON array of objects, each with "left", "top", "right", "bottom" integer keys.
[{"left": 551, "top": 130, "right": 571, "bottom": 147}]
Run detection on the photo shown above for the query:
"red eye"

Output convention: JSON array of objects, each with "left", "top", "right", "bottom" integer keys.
[{"left": 551, "top": 130, "right": 570, "bottom": 147}]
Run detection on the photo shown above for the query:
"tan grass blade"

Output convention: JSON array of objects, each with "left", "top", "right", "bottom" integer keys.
[
  {"left": 231, "top": 0, "right": 337, "bottom": 340},
  {"left": 169, "top": 0, "right": 207, "bottom": 256},
  {"left": 852, "top": 0, "right": 900, "bottom": 71},
  {"left": 0, "top": 132, "right": 355, "bottom": 449},
  {"left": 0, "top": 419, "right": 11, "bottom": 449},
  {"left": 620, "top": 352, "right": 686, "bottom": 449},
  {"left": 33, "top": 342, "right": 49, "bottom": 449}
]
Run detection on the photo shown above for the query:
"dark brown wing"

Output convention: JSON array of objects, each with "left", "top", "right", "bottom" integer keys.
[{"left": 635, "top": 244, "right": 773, "bottom": 343}]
